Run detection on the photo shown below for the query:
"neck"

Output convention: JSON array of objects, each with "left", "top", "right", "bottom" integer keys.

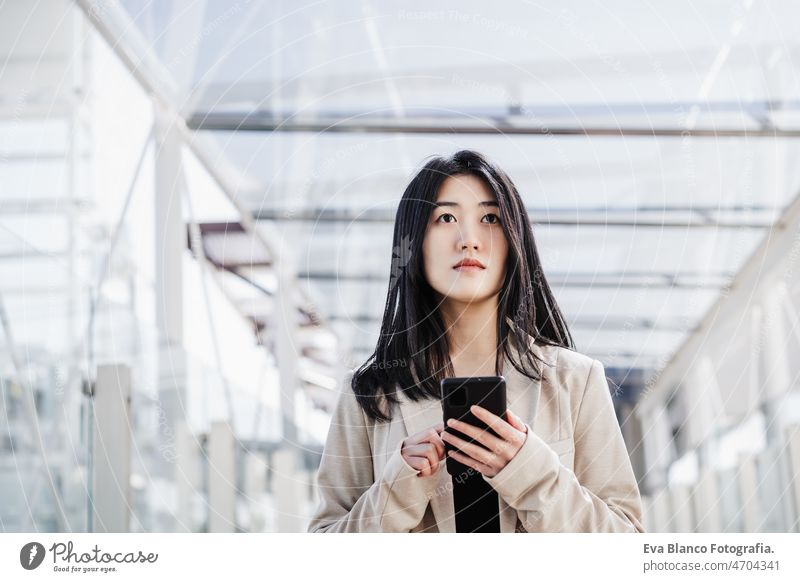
[{"left": 439, "top": 297, "right": 500, "bottom": 363}]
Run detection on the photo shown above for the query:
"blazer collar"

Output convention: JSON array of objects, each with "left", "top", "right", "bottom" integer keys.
[{"left": 396, "top": 335, "right": 551, "bottom": 533}]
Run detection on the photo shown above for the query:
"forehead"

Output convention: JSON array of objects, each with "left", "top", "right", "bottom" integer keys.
[{"left": 435, "top": 174, "right": 495, "bottom": 203}]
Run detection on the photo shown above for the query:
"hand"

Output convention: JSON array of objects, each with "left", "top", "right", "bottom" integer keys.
[
  {"left": 401, "top": 422, "right": 446, "bottom": 477},
  {"left": 441, "top": 406, "right": 528, "bottom": 478}
]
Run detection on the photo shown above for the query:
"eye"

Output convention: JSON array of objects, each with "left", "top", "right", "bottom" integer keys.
[
  {"left": 435, "top": 213, "right": 456, "bottom": 223},
  {"left": 482, "top": 213, "right": 500, "bottom": 224}
]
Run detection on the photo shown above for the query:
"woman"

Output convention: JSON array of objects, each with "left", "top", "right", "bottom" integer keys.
[{"left": 308, "top": 150, "right": 644, "bottom": 533}]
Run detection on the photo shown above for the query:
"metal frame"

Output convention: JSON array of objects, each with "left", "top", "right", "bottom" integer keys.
[
  {"left": 637, "top": 182, "right": 800, "bottom": 414},
  {"left": 187, "top": 100, "right": 800, "bottom": 137},
  {"left": 253, "top": 207, "right": 778, "bottom": 229},
  {"left": 300, "top": 270, "right": 734, "bottom": 290},
  {"left": 76, "top": 0, "right": 800, "bottom": 422},
  {"left": 328, "top": 312, "right": 695, "bottom": 333}
]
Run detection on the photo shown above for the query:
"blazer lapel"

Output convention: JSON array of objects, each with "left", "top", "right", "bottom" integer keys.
[
  {"left": 397, "top": 389, "right": 457, "bottom": 532},
  {"left": 396, "top": 338, "right": 548, "bottom": 533},
  {"left": 496, "top": 345, "right": 544, "bottom": 532}
]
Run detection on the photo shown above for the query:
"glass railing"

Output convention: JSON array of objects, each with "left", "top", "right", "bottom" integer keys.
[{"left": 0, "top": 315, "right": 319, "bottom": 532}]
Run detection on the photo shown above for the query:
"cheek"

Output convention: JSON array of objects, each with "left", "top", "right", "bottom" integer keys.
[
  {"left": 488, "top": 231, "right": 509, "bottom": 259},
  {"left": 489, "top": 234, "right": 509, "bottom": 279},
  {"left": 421, "top": 231, "right": 441, "bottom": 277},
  {"left": 422, "top": 230, "right": 454, "bottom": 282}
]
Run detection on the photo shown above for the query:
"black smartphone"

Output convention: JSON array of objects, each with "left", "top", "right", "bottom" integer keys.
[{"left": 441, "top": 376, "right": 507, "bottom": 475}]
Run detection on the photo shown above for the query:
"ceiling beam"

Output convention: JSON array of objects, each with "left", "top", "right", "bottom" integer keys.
[
  {"left": 187, "top": 108, "right": 800, "bottom": 138},
  {"left": 254, "top": 208, "right": 775, "bottom": 228},
  {"left": 190, "top": 99, "right": 800, "bottom": 121},
  {"left": 299, "top": 270, "right": 733, "bottom": 290},
  {"left": 328, "top": 312, "right": 693, "bottom": 333},
  {"left": 344, "top": 344, "right": 663, "bottom": 371}
]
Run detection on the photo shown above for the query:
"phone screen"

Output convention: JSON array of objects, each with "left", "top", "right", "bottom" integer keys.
[{"left": 441, "top": 376, "right": 506, "bottom": 475}]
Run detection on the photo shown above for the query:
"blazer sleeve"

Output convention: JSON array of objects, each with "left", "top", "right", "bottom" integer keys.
[
  {"left": 482, "top": 359, "right": 645, "bottom": 532},
  {"left": 307, "top": 379, "right": 442, "bottom": 532}
]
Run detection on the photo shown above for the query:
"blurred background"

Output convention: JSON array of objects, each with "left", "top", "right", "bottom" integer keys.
[{"left": 1, "top": 0, "right": 799, "bottom": 533}]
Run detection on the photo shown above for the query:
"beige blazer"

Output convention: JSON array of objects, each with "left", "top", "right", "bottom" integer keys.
[{"left": 308, "top": 337, "right": 645, "bottom": 533}]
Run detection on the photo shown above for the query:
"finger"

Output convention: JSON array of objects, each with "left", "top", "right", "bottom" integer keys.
[
  {"left": 506, "top": 410, "right": 520, "bottom": 430},
  {"left": 422, "top": 455, "right": 436, "bottom": 477},
  {"left": 447, "top": 449, "right": 493, "bottom": 476},
  {"left": 471, "top": 405, "right": 516, "bottom": 440},
  {"left": 441, "top": 429, "right": 500, "bottom": 467},
  {"left": 408, "top": 444, "right": 442, "bottom": 474},
  {"left": 403, "top": 443, "right": 433, "bottom": 458},
  {"left": 446, "top": 418, "right": 504, "bottom": 453},
  {"left": 406, "top": 443, "right": 443, "bottom": 465},
  {"left": 422, "top": 442, "right": 442, "bottom": 474},
  {"left": 407, "top": 455, "right": 431, "bottom": 475},
  {"left": 506, "top": 410, "right": 526, "bottom": 432},
  {"left": 427, "top": 445, "right": 441, "bottom": 475},
  {"left": 425, "top": 428, "right": 446, "bottom": 459}
]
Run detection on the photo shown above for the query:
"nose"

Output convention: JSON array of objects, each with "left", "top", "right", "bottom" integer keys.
[{"left": 458, "top": 223, "right": 479, "bottom": 251}]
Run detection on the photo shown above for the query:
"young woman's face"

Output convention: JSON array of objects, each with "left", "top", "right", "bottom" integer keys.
[{"left": 422, "top": 174, "right": 509, "bottom": 306}]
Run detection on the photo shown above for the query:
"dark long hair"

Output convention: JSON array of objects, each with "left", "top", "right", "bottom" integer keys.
[{"left": 351, "top": 149, "right": 574, "bottom": 422}]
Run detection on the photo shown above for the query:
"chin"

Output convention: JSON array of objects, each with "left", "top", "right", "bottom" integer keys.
[
  {"left": 440, "top": 288, "right": 495, "bottom": 304},
  {"left": 430, "top": 277, "right": 501, "bottom": 302}
]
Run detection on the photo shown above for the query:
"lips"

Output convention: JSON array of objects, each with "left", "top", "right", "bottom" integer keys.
[{"left": 453, "top": 258, "right": 485, "bottom": 269}]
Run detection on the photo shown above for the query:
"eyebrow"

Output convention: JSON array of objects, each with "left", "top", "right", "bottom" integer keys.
[{"left": 433, "top": 200, "right": 499, "bottom": 208}]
